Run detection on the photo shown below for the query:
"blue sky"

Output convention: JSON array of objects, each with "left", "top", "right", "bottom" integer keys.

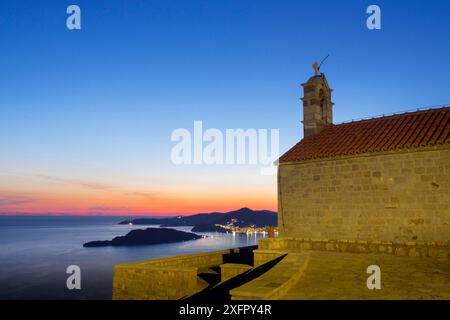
[{"left": 0, "top": 0, "right": 449, "bottom": 214}]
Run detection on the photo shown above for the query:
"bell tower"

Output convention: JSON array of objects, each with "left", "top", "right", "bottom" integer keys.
[{"left": 301, "top": 62, "right": 334, "bottom": 138}]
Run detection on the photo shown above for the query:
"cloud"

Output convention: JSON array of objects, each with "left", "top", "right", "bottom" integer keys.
[
  {"left": 0, "top": 195, "right": 35, "bottom": 206},
  {"left": 35, "top": 174, "right": 161, "bottom": 201},
  {"left": 87, "top": 206, "right": 131, "bottom": 212},
  {"left": 128, "top": 191, "right": 160, "bottom": 200},
  {"left": 36, "top": 175, "right": 113, "bottom": 191}
]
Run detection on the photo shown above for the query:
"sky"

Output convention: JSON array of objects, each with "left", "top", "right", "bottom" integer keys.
[{"left": 1, "top": 0, "right": 449, "bottom": 215}]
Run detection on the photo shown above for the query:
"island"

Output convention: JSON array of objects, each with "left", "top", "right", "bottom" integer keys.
[{"left": 83, "top": 227, "right": 202, "bottom": 247}]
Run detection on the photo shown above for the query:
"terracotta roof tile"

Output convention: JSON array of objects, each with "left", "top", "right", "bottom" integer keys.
[{"left": 279, "top": 106, "right": 450, "bottom": 163}]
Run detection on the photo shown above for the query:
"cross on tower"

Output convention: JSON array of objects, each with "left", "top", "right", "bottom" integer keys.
[{"left": 313, "top": 62, "right": 319, "bottom": 76}]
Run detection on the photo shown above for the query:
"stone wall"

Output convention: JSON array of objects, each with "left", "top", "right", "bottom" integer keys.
[
  {"left": 220, "top": 263, "right": 252, "bottom": 282},
  {"left": 113, "top": 265, "right": 199, "bottom": 300},
  {"left": 253, "top": 249, "right": 286, "bottom": 267},
  {"left": 278, "top": 146, "right": 450, "bottom": 244},
  {"left": 112, "top": 246, "right": 257, "bottom": 300},
  {"left": 113, "top": 250, "right": 229, "bottom": 300}
]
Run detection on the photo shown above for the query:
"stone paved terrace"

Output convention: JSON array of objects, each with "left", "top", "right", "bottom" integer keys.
[
  {"left": 230, "top": 252, "right": 309, "bottom": 300},
  {"left": 280, "top": 250, "right": 450, "bottom": 300}
]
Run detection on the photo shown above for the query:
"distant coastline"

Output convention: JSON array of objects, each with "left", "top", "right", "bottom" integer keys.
[
  {"left": 120, "top": 207, "right": 277, "bottom": 235},
  {"left": 82, "top": 208, "right": 276, "bottom": 248}
]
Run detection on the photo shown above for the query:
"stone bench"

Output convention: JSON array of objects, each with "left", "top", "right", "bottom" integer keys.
[
  {"left": 259, "top": 238, "right": 450, "bottom": 261},
  {"left": 230, "top": 252, "right": 310, "bottom": 300}
]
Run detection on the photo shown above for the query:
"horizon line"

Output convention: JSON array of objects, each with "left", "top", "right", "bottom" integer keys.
[{"left": 0, "top": 207, "right": 278, "bottom": 217}]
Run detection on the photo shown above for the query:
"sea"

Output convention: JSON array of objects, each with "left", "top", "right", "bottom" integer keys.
[{"left": 0, "top": 215, "right": 266, "bottom": 300}]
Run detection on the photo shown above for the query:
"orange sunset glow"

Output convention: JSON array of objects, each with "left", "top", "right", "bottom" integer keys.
[{"left": 1, "top": 170, "right": 277, "bottom": 215}]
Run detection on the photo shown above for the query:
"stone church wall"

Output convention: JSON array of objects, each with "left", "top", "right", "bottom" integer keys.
[{"left": 278, "top": 146, "right": 450, "bottom": 244}]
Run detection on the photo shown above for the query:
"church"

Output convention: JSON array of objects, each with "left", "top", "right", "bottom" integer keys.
[
  {"left": 112, "top": 66, "right": 450, "bottom": 300},
  {"left": 276, "top": 65, "right": 450, "bottom": 247}
]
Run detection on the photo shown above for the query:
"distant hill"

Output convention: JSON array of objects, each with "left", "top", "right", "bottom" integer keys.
[
  {"left": 119, "top": 207, "right": 277, "bottom": 229},
  {"left": 83, "top": 228, "right": 201, "bottom": 247}
]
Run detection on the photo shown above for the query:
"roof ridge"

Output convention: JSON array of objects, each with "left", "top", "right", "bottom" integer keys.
[{"left": 335, "top": 105, "right": 450, "bottom": 126}]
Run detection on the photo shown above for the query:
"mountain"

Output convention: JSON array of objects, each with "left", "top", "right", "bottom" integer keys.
[
  {"left": 83, "top": 228, "right": 202, "bottom": 247},
  {"left": 119, "top": 207, "right": 277, "bottom": 228}
]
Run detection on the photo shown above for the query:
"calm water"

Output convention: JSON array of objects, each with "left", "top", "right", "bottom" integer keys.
[{"left": 0, "top": 216, "right": 265, "bottom": 300}]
